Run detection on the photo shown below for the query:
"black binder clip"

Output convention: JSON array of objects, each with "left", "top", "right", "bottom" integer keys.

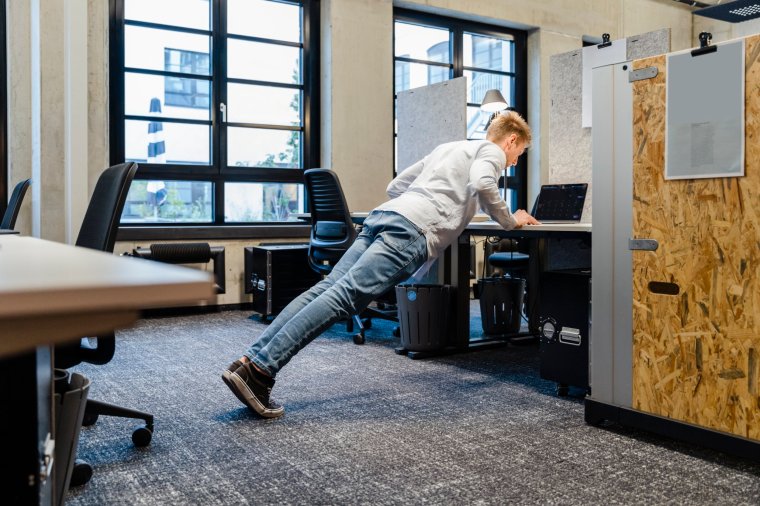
[
  {"left": 597, "top": 33, "right": 612, "bottom": 49},
  {"left": 691, "top": 32, "right": 717, "bottom": 57}
]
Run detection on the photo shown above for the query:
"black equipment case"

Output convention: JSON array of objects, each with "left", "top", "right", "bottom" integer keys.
[
  {"left": 244, "top": 244, "right": 321, "bottom": 319},
  {"left": 538, "top": 268, "right": 591, "bottom": 395}
]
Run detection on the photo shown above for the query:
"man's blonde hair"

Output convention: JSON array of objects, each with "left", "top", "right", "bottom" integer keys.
[{"left": 486, "top": 110, "right": 532, "bottom": 146}]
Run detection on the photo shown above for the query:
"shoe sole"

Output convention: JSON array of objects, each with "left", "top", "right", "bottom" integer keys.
[
  {"left": 225, "top": 370, "right": 284, "bottom": 419},
  {"left": 222, "top": 370, "right": 249, "bottom": 407}
]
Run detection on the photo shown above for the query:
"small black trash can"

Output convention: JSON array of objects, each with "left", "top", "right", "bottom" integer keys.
[
  {"left": 395, "top": 284, "right": 455, "bottom": 351},
  {"left": 478, "top": 277, "right": 526, "bottom": 335},
  {"left": 54, "top": 369, "right": 90, "bottom": 504}
]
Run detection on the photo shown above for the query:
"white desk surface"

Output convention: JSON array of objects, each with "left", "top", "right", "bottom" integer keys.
[
  {"left": 298, "top": 211, "right": 591, "bottom": 232},
  {"left": 0, "top": 235, "right": 215, "bottom": 357},
  {"left": 466, "top": 221, "right": 592, "bottom": 233},
  {"left": 293, "top": 212, "right": 369, "bottom": 219}
]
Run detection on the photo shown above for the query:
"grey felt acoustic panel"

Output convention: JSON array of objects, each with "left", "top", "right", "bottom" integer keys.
[{"left": 396, "top": 77, "right": 467, "bottom": 173}]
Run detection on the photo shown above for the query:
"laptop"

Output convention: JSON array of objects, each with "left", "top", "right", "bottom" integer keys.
[{"left": 531, "top": 183, "right": 588, "bottom": 223}]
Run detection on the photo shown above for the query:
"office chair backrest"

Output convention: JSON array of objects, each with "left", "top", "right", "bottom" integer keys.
[
  {"left": 1, "top": 178, "right": 31, "bottom": 229},
  {"left": 76, "top": 162, "right": 138, "bottom": 253},
  {"left": 56, "top": 162, "right": 138, "bottom": 369},
  {"left": 304, "top": 169, "right": 357, "bottom": 274}
]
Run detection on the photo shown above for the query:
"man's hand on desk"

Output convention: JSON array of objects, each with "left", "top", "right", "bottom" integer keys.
[{"left": 513, "top": 209, "right": 540, "bottom": 228}]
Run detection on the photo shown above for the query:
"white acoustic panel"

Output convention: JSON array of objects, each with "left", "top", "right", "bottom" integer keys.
[{"left": 397, "top": 77, "right": 467, "bottom": 172}]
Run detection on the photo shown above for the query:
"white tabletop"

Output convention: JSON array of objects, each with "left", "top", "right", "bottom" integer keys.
[
  {"left": 0, "top": 235, "right": 215, "bottom": 356},
  {"left": 466, "top": 221, "right": 592, "bottom": 233}
]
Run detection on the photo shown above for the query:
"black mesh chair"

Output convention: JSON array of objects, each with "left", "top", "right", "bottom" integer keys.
[
  {"left": 1, "top": 178, "right": 31, "bottom": 230},
  {"left": 54, "top": 162, "right": 145, "bottom": 487},
  {"left": 304, "top": 168, "right": 399, "bottom": 345}
]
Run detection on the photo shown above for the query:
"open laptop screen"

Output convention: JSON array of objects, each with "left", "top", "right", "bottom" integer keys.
[{"left": 531, "top": 183, "right": 587, "bottom": 223}]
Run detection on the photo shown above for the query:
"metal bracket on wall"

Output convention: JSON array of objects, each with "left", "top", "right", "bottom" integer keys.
[
  {"left": 628, "top": 238, "right": 658, "bottom": 251},
  {"left": 628, "top": 66, "right": 658, "bottom": 82}
]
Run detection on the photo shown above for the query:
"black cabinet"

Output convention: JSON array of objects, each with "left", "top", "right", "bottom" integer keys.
[
  {"left": 244, "top": 244, "right": 321, "bottom": 319},
  {"left": 538, "top": 269, "right": 591, "bottom": 394}
]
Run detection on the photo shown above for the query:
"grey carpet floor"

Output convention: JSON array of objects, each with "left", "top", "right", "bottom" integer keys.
[{"left": 65, "top": 309, "right": 760, "bottom": 505}]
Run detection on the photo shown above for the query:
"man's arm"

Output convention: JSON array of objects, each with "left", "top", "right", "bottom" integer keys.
[
  {"left": 470, "top": 158, "right": 519, "bottom": 230},
  {"left": 387, "top": 157, "right": 426, "bottom": 198}
]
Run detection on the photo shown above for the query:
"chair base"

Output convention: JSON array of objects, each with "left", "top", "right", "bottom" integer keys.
[
  {"left": 71, "top": 398, "right": 154, "bottom": 487},
  {"left": 345, "top": 305, "right": 400, "bottom": 345}
]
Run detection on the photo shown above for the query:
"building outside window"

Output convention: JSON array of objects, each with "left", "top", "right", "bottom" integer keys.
[
  {"left": 164, "top": 48, "right": 210, "bottom": 109},
  {"left": 393, "top": 9, "right": 527, "bottom": 210},
  {"left": 110, "top": 0, "right": 319, "bottom": 227}
]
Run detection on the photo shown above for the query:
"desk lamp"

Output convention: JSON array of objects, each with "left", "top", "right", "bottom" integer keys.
[{"left": 480, "top": 89, "right": 508, "bottom": 129}]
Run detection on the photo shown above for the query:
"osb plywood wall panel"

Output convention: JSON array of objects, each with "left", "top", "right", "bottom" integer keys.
[
  {"left": 549, "top": 29, "right": 669, "bottom": 224},
  {"left": 631, "top": 34, "right": 760, "bottom": 441}
]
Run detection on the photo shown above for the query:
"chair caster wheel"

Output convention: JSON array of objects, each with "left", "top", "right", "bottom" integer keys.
[
  {"left": 82, "top": 412, "right": 99, "bottom": 426},
  {"left": 69, "top": 459, "right": 93, "bottom": 487},
  {"left": 353, "top": 333, "right": 365, "bottom": 345},
  {"left": 132, "top": 425, "right": 153, "bottom": 447},
  {"left": 556, "top": 384, "right": 569, "bottom": 397},
  {"left": 392, "top": 327, "right": 400, "bottom": 338}
]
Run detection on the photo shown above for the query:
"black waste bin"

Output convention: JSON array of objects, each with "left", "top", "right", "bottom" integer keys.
[
  {"left": 54, "top": 369, "right": 90, "bottom": 504},
  {"left": 395, "top": 284, "right": 455, "bottom": 352},
  {"left": 478, "top": 277, "right": 526, "bottom": 335}
]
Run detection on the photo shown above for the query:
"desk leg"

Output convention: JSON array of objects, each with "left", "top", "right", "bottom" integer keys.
[
  {"left": 454, "top": 235, "right": 471, "bottom": 348},
  {"left": 0, "top": 346, "right": 53, "bottom": 505},
  {"left": 526, "top": 238, "right": 542, "bottom": 335}
]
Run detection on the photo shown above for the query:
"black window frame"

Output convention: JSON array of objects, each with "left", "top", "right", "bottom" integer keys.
[
  {"left": 109, "top": 0, "right": 320, "bottom": 234},
  {"left": 0, "top": 0, "right": 7, "bottom": 215},
  {"left": 393, "top": 8, "right": 528, "bottom": 211}
]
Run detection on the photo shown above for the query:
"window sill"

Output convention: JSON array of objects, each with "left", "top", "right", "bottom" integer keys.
[{"left": 117, "top": 224, "right": 311, "bottom": 241}]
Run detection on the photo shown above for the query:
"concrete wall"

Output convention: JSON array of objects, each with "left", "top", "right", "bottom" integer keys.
[{"left": 10, "top": 0, "right": 753, "bottom": 305}]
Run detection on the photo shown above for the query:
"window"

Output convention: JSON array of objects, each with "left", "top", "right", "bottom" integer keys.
[
  {"left": 393, "top": 10, "right": 527, "bottom": 210},
  {"left": 110, "top": 0, "right": 319, "bottom": 226}
]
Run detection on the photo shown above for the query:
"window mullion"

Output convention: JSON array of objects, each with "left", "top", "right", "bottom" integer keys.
[
  {"left": 452, "top": 25, "right": 463, "bottom": 79},
  {"left": 213, "top": 0, "right": 225, "bottom": 224}
]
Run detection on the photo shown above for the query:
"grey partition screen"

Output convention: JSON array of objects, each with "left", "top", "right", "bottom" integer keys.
[{"left": 397, "top": 77, "right": 466, "bottom": 172}]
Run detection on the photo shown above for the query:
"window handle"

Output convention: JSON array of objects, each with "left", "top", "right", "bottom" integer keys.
[{"left": 219, "top": 102, "right": 227, "bottom": 123}]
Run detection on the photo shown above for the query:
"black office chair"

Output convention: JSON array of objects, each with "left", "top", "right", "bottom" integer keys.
[
  {"left": 1, "top": 178, "right": 31, "bottom": 230},
  {"left": 304, "top": 168, "right": 399, "bottom": 345},
  {"left": 54, "top": 162, "right": 145, "bottom": 487}
]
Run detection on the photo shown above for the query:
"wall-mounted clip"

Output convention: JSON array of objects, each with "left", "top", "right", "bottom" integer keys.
[
  {"left": 598, "top": 33, "right": 612, "bottom": 49},
  {"left": 691, "top": 32, "right": 717, "bottom": 57}
]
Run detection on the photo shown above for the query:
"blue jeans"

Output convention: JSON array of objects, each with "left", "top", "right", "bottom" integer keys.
[{"left": 245, "top": 211, "right": 428, "bottom": 376}]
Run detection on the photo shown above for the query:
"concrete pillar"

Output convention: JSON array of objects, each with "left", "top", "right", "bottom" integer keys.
[
  {"left": 64, "top": 0, "right": 89, "bottom": 244},
  {"left": 321, "top": 0, "right": 394, "bottom": 212},
  {"left": 9, "top": 0, "right": 94, "bottom": 242}
]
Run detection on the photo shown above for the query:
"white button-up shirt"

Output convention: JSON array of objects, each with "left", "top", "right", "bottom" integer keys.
[{"left": 376, "top": 139, "right": 518, "bottom": 260}]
